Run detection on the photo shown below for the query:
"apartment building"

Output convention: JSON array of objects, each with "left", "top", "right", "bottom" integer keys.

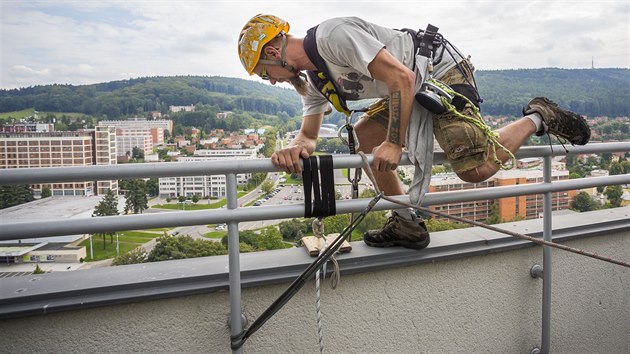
[
  {"left": 98, "top": 118, "right": 170, "bottom": 157},
  {"left": 428, "top": 168, "right": 577, "bottom": 222},
  {"left": 493, "top": 169, "right": 576, "bottom": 220},
  {"left": 0, "top": 126, "right": 117, "bottom": 196},
  {"left": 98, "top": 118, "right": 173, "bottom": 137},
  {"left": 159, "top": 149, "right": 256, "bottom": 198},
  {"left": 0, "top": 123, "right": 55, "bottom": 133},
  {"left": 429, "top": 174, "right": 495, "bottom": 222}
]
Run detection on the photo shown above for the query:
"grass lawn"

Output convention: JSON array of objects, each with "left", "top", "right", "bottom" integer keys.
[
  {"left": 279, "top": 172, "right": 303, "bottom": 186},
  {"left": 80, "top": 231, "right": 159, "bottom": 262},
  {"left": 203, "top": 231, "right": 227, "bottom": 239},
  {"left": 0, "top": 108, "right": 90, "bottom": 120},
  {"left": 152, "top": 192, "right": 248, "bottom": 210},
  {"left": 0, "top": 108, "right": 36, "bottom": 120}
]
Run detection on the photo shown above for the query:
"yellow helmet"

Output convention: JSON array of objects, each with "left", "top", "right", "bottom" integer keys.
[{"left": 238, "top": 14, "right": 290, "bottom": 75}]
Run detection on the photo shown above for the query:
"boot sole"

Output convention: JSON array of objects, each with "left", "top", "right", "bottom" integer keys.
[{"left": 364, "top": 234, "right": 431, "bottom": 250}]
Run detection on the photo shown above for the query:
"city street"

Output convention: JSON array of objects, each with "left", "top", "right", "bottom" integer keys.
[{"left": 150, "top": 167, "right": 373, "bottom": 236}]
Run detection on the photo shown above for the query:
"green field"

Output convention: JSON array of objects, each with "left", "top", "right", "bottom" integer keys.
[
  {"left": 0, "top": 108, "right": 36, "bottom": 120},
  {"left": 0, "top": 108, "right": 90, "bottom": 120},
  {"left": 152, "top": 192, "right": 248, "bottom": 210},
  {"left": 80, "top": 230, "right": 163, "bottom": 262}
]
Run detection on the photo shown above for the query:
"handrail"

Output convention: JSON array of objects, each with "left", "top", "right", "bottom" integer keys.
[
  {"left": 0, "top": 143, "right": 628, "bottom": 184},
  {"left": 1, "top": 141, "right": 629, "bottom": 354},
  {"left": 1, "top": 174, "right": 629, "bottom": 241}
]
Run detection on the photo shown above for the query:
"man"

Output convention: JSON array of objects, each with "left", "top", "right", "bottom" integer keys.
[{"left": 237, "top": 14, "right": 591, "bottom": 250}]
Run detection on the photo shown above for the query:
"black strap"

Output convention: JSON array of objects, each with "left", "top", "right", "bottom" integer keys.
[
  {"left": 303, "top": 26, "right": 328, "bottom": 73},
  {"left": 303, "top": 26, "right": 352, "bottom": 116},
  {"left": 319, "top": 155, "right": 336, "bottom": 217},
  {"left": 418, "top": 24, "right": 439, "bottom": 58},
  {"left": 303, "top": 157, "right": 313, "bottom": 218},
  {"left": 450, "top": 83, "right": 481, "bottom": 110},
  {"left": 302, "top": 155, "right": 336, "bottom": 218},
  {"left": 311, "top": 157, "right": 322, "bottom": 218}
]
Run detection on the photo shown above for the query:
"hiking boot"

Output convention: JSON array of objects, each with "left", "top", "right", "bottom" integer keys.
[
  {"left": 363, "top": 212, "right": 430, "bottom": 250},
  {"left": 523, "top": 97, "right": 591, "bottom": 145}
]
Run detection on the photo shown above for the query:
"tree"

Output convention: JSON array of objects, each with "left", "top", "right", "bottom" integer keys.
[
  {"left": 279, "top": 219, "right": 310, "bottom": 241},
  {"left": 609, "top": 161, "right": 624, "bottom": 175},
  {"left": 124, "top": 179, "right": 148, "bottom": 214},
  {"left": 355, "top": 211, "right": 388, "bottom": 235},
  {"left": 131, "top": 146, "right": 145, "bottom": 161},
  {"left": 254, "top": 227, "right": 287, "bottom": 250},
  {"left": 425, "top": 218, "right": 470, "bottom": 232},
  {"left": 40, "top": 187, "right": 52, "bottom": 199},
  {"left": 33, "top": 264, "right": 46, "bottom": 274},
  {"left": 191, "top": 194, "right": 200, "bottom": 203},
  {"left": 92, "top": 189, "right": 119, "bottom": 249},
  {"left": 570, "top": 191, "right": 601, "bottom": 212},
  {"left": 112, "top": 247, "right": 147, "bottom": 266},
  {"left": 260, "top": 179, "right": 275, "bottom": 195},
  {"left": 145, "top": 178, "right": 159, "bottom": 197},
  {"left": 222, "top": 230, "right": 258, "bottom": 248},
  {"left": 603, "top": 185, "right": 623, "bottom": 208},
  {"left": 0, "top": 185, "right": 34, "bottom": 209},
  {"left": 147, "top": 235, "right": 227, "bottom": 261},
  {"left": 485, "top": 203, "right": 503, "bottom": 224},
  {"left": 322, "top": 214, "right": 351, "bottom": 234}
]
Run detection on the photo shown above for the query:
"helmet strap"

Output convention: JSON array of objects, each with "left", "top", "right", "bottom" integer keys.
[{"left": 258, "top": 33, "right": 299, "bottom": 75}]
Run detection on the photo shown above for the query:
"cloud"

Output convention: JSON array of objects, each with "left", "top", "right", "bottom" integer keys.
[{"left": 1, "top": 0, "right": 628, "bottom": 89}]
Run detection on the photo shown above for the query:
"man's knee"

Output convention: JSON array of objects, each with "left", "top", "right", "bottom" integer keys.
[{"left": 456, "top": 167, "right": 491, "bottom": 184}]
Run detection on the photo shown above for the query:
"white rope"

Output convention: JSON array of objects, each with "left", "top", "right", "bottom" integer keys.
[{"left": 313, "top": 218, "right": 326, "bottom": 353}]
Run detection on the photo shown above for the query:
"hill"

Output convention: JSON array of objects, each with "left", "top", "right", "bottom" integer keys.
[
  {"left": 475, "top": 68, "right": 629, "bottom": 117},
  {"left": 0, "top": 68, "right": 628, "bottom": 119},
  {"left": 0, "top": 76, "right": 302, "bottom": 119}
]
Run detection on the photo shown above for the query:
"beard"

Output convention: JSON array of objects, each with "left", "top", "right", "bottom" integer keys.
[{"left": 289, "top": 74, "right": 309, "bottom": 96}]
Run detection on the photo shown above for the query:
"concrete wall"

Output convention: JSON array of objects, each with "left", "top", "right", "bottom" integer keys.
[{"left": 1, "top": 233, "right": 628, "bottom": 353}]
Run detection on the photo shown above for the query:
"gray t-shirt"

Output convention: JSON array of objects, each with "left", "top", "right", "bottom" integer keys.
[
  {"left": 302, "top": 17, "right": 461, "bottom": 205},
  {"left": 301, "top": 16, "right": 456, "bottom": 117}
]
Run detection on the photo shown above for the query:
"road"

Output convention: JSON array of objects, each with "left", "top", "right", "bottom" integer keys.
[{"left": 147, "top": 168, "right": 372, "bottom": 238}]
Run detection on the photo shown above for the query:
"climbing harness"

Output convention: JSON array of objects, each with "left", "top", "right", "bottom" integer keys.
[
  {"left": 429, "top": 78, "right": 517, "bottom": 170},
  {"left": 408, "top": 24, "right": 515, "bottom": 170}
]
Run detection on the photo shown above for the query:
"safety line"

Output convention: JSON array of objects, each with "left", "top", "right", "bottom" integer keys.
[
  {"left": 230, "top": 194, "right": 382, "bottom": 350},
  {"left": 357, "top": 152, "right": 630, "bottom": 269}
]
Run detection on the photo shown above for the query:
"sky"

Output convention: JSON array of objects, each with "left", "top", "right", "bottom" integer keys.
[{"left": 1, "top": 0, "right": 628, "bottom": 90}]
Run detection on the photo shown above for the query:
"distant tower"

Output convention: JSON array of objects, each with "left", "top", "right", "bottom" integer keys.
[{"left": 591, "top": 57, "right": 594, "bottom": 69}]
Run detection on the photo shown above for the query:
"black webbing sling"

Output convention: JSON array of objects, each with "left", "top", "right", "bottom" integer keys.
[{"left": 303, "top": 155, "right": 336, "bottom": 218}]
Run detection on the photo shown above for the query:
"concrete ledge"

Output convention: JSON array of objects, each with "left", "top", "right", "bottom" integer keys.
[{"left": 1, "top": 207, "right": 628, "bottom": 319}]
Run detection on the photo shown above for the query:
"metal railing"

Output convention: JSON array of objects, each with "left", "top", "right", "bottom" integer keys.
[{"left": 1, "top": 142, "right": 629, "bottom": 354}]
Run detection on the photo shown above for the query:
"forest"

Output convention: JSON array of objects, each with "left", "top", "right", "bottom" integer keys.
[{"left": 0, "top": 68, "right": 628, "bottom": 121}]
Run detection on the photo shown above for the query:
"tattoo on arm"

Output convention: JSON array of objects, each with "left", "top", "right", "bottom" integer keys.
[{"left": 388, "top": 91, "right": 401, "bottom": 145}]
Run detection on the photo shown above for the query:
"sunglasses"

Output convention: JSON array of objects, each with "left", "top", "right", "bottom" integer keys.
[{"left": 260, "top": 65, "right": 270, "bottom": 80}]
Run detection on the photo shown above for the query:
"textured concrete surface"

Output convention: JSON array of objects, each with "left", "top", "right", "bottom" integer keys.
[{"left": 0, "top": 231, "right": 627, "bottom": 353}]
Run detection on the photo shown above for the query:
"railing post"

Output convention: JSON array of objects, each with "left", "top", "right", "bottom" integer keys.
[
  {"left": 226, "top": 173, "right": 243, "bottom": 354},
  {"left": 541, "top": 155, "right": 552, "bottom": 353}
]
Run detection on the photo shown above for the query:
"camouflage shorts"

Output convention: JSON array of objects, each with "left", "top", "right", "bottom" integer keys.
[{"left": 360, "top": 58, "right": 489, "bottom": 174}]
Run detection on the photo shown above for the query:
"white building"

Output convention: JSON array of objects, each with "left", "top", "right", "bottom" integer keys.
[
  {"left": 98, "top": 118, "right": 173, "bottom": 136},
  {"left": 116, "top": 133, "right": 153, "bottom": 157},
  {"left": 159, "top": 149, "right": 257, "bottom": 198},
  {"left": 169, "top": 105, "right": 195, "bottom": 113},
  {"left": 98, "top": 118, "right": 169, "bottom": 157}
]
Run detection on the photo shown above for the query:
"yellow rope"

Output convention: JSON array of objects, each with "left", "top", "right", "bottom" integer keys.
[{"left": 430, "top": 79, "right": 516, "bottom": 170}]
